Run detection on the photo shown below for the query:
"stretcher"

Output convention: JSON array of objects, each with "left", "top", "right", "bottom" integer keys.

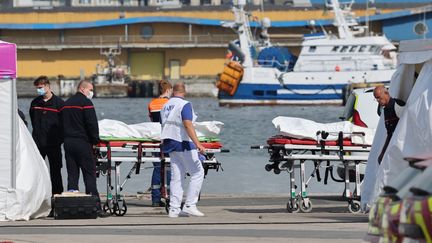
[
  {"left": 251, "top": 131, "right": 371, "bottom": 213},
  {"left": 95, "top": 137, "right": 229, "bottom": 216}
]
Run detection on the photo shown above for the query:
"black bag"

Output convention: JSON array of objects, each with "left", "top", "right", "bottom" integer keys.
[{"left": 53, "top": 195, "right": 98, "bottom": 219}]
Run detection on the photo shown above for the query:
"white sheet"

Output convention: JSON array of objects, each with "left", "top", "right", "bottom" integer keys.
[
  {"left": 99, "top": 119, "right": 224, "bottom": 140},
  {"left": 272, "top": 116, "right": 375, "bottom": 145},
  {"left": 0, "top": 116, "right": 51, "bottom": 221}
]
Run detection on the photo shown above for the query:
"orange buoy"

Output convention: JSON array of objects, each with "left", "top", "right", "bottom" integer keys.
[{"left": 216, "top": 61, "right": 244, "bottom": 96}]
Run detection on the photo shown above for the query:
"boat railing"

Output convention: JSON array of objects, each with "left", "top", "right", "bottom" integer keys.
[
  {"left": 294, "top": 57, "right": 395, "bottom": 72},
  {"left": 254, "top": 59, "right": 292, "bottom": 72}
]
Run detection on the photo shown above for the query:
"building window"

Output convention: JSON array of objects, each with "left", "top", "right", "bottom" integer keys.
[
  {"left": 414, "top": 22, "right": 428, "bottom": 36},
  {"left": 140, "top": 26, "right": 153, "bottom": 39},
  {"left": 349, "top": 46, "right": 358, "bottom": 52}
]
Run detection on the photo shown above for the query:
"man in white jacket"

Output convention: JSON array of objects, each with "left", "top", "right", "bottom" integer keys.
[{"left": 161, "top": 82, "right": 205, "bottom": 218}]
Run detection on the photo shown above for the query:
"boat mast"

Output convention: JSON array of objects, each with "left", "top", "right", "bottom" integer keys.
[
  {"left": 234, "top": 0, "right": 254, "bottom": 67},
  {"left": 327, "top": 0, "right": 356, "bottom": 39}
]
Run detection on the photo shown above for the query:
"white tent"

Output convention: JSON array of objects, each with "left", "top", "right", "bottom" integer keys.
[
  {"left": 361, "top": 39, "right": 432, "bottom": 209},
  {"left": 0, "top": 40, "right": 51, "bottom": 221}
]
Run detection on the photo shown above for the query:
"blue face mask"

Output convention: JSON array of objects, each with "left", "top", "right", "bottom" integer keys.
[{"left": 37, "top": 88, "right": 46, "bottom": 96}]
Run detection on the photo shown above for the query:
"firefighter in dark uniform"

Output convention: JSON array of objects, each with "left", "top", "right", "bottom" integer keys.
[
  {"left": 30, "top": 76, "right": 64, "bottom": 196},
  {"left": 374, "top": 85, "right": 406, "bottom": 164},
  {"left": 147, "top": 80, "right": 172, "bottom": 207},
  {"left": 62, "top": 80, "right": 109, "bottom": 217}
]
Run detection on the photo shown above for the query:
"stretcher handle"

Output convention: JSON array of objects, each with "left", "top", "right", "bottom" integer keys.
[
  {"left": 317, "top": 130, "right": 366, "bottom": 137},
  {"left": 220, "top": 149, "right": 230, "bottom": 153},
  {"left": 250, "top": 145, "right": 269, "bottom": 149}
]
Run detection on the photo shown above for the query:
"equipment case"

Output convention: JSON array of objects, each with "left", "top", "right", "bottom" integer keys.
[{"left": 53, "top": 194, "right": 98, "bottom": 219}]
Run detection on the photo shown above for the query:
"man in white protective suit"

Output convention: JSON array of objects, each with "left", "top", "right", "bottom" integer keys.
[{"left": 160, "top": 82, "right": 206, "bottom": 218}]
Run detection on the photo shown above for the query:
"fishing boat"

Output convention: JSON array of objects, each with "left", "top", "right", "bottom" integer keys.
[
  {"left": 217, "top": 0, "right": 397, "bottom": 105},
  {"left": 92, "top": 47, "right": 130, "bottom": 98}
]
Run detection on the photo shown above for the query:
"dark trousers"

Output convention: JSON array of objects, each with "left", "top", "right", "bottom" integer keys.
[
  {"left": 151, "top": 162, "right": 171, "bottom": 203},
  {"left": 38, "top": 146, "right": 64, "bottom": 195},
  {"left": 64, "top": 138, "right": 99, "bottom": 197}
]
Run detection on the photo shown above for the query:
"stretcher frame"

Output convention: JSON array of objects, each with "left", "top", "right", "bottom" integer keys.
[
  {"left": 251, "top": 131, "right": 371, "bottom": 214},
  {"left": 95, "top": 139, "right": 229, "bottom": 216}
]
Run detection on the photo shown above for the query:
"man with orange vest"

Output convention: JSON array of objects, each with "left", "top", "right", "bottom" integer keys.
[{"left": 148, "top": 80, "right": 172, "bottom": 207}]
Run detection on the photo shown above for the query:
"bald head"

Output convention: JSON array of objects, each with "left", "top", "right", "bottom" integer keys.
[
  {"left": 373, "top": 85, "right": 390, "bottom": 106},
  {"left": 173, "top": 82, "right": 186, "bottom": 97}
]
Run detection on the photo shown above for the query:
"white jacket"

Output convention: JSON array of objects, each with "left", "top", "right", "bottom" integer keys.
[{"left": 161, "top": 97, "right": 196, "bottom": 142}]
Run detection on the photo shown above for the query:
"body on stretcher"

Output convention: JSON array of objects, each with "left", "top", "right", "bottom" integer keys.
[
  {"left": 94, "top": 138, "right": 229, "bottom": 216},
  {"left": 251, "top": 131, "right": 371, "bottom": 214}
]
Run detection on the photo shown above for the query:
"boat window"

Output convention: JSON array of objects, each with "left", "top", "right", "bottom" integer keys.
[
  {"left": 349, "top": 46, "right": 358, "bottom": 52},
  {"left": 309, "top": 46, "right": 317, "bottom": 53},
  {"left": 369, "top": 46, "right": 377, "bottom": 52},
  {"left": 266, "top": 90, "right": 277, "bottom": 96},
  {"left": 340, "top": 46, "right": 349, "bottom": 53},
  {"left": 253, "top": 90, "right": 264, "bottom": 96},
  {"left": 331, "top": 46, "right": 340, "bottom": 52},
  {"left": 359, "top": 45, "right": 367, "bottom": 52}
]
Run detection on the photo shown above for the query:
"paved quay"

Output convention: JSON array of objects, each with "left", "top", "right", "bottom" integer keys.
[{"left": 0, "top": 195, "right": 368, "bottom": 243}]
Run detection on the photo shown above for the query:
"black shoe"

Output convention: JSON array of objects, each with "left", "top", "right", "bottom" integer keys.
[
  {"left": 152, "top": 201, "right": 166, "bottom": 207},
  {"left": 97, "top": 211, "right": 111, "bottom": 218},
  {"left": 47, "top": 210, "right": 54, "bottom": 218}
]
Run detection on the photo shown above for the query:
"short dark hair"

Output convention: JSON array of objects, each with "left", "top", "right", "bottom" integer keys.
[
  {"left": 77, "top": 80, "right": 92, "bottom": 91},
  {"left": 34, "top": 76, "right": 50, "bottom": 86}
]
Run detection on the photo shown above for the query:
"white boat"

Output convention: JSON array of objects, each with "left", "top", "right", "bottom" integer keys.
[{"left": 217, "top": 0, "right": 397, "bottom": 105}]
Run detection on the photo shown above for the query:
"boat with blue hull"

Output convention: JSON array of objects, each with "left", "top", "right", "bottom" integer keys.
[{"left": 217, "top": 0, "right": 397, "bottom": 105}]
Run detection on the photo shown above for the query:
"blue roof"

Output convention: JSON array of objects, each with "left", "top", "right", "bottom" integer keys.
[{"left": 0, "top": 8, "right": 427, "bottom": 30}]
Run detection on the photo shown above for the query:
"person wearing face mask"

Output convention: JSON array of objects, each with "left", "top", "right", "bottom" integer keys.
[
  {"left": 29, "top": 76, "right": 65, "bottom": 200},
  {"left": 146, "top": 80, "right": 172, "bottom": 207},
  {"left": 61, "top": 80, "right": 109, "bottom": 218}
]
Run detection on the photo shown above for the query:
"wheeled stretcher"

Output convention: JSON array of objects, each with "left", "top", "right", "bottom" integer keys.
[
  {"left": 95, "top": 137, "right": 229, "bottom": 216},
  {"left": 251, "top": 131, "right": 371, "bottom": 213}
]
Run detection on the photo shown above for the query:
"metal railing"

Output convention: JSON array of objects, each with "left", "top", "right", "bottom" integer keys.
[{"left": 0, "top": 34, "right": 240, "bottom": 48}]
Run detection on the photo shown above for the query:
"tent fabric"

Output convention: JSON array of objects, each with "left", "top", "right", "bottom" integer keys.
[
  {"left": 98, "top": 119, "right": 224, "bottom": 140},
  {"left": 0, "top": 41, "right": 17, "bottom": 79},
  {"left": 0, "top": 115, "right": 51, "bottom": 221},
  {"left": 361, "top": 50, "right": 432, "bottom": 209},
  {"left": 272, "top": 116, "right": 375, "bottom": 145}
]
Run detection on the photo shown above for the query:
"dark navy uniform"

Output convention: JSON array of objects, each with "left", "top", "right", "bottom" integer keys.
[
  {"left": 377, "top": 97, "right": 406, "bottom": 163},
  {"left": 62, "top": 92, "right": 100, "bottom": 196},
  {"left": 148, "top": 97, "right": 170, "bottom": 205},
  {"left": 30, "top": 94, "right": 64, "bottom": 195}
]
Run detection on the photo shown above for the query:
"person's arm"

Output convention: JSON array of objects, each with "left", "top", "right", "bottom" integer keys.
[
  {"left": 181, "top": 102, "right": 205, "bottom": 153},
  {"left": 83, "top": 100, "right": 100, "bottom": 145},
  {"left": 183, "top": 120, "right": 205, "bottom": 153}
]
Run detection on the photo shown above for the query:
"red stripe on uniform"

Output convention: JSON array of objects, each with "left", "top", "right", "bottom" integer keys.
[
  {"left": 32, "top": 106, "right": 60, "bottom": 113},
  {"left": 60, "top": 105, "right": 94, "bottom": 111}
]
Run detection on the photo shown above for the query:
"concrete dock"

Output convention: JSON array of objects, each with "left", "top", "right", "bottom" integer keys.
[{"left": 0, "top": 195, "right": 368, "bottom": 243}]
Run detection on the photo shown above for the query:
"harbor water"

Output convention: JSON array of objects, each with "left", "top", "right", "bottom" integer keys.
[{"left": 18, "top": 97, "right": 347, "bottom": 196}]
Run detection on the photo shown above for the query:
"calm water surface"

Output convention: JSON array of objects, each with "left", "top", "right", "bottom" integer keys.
[{"left": 19, "top": 97, "right": 346, "bottom": 196}]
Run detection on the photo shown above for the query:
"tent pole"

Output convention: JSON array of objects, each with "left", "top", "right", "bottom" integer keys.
[{"left": 11, "top": 78, "right": 17, "bottom": 189}]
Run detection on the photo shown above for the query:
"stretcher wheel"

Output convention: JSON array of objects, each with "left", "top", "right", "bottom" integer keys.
[
  {"left": 113, "top": 202, "right": 127, "bottom": 216},
  {"left": 273, "top": 168, "right": 281, "bottom": 175},
  {"left": 103, "top": 202, "right": 113, "bottom": 214},
  {"left": 348, "top": 200, "right": 361, "bottom": 214},
  {"left": 265, "top": 164, "right": 273, "bottom": 172},
  {"left": 165, "top": 199, "right": 170, "bottom": 214},
  {"left": 286, "top": 201, "right": 299, "bottom": 213},
  {"left": 299, "top": 200, "right": 313, "bottom": 213}
]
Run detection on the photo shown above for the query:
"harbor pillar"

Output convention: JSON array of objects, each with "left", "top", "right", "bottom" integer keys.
[{"left": 190, "top": 0, "right": 200, "bottom": 6}]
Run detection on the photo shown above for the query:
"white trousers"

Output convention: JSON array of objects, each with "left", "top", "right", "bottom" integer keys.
[{"left": 169, "top": 150, "right": 204, "bottom": 209}]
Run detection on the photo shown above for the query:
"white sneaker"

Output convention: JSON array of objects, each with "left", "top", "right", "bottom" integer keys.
[
  {"left": 182, "top": 205, "right": 205, "bottom": 217},
  {"left": 168, "top": 208, "right": 180, "bottom": 218}
]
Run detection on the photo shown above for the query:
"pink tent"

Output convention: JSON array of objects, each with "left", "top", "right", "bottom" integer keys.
[{"left": 0, "top": 40, "right": 17, "bottom": 79}]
